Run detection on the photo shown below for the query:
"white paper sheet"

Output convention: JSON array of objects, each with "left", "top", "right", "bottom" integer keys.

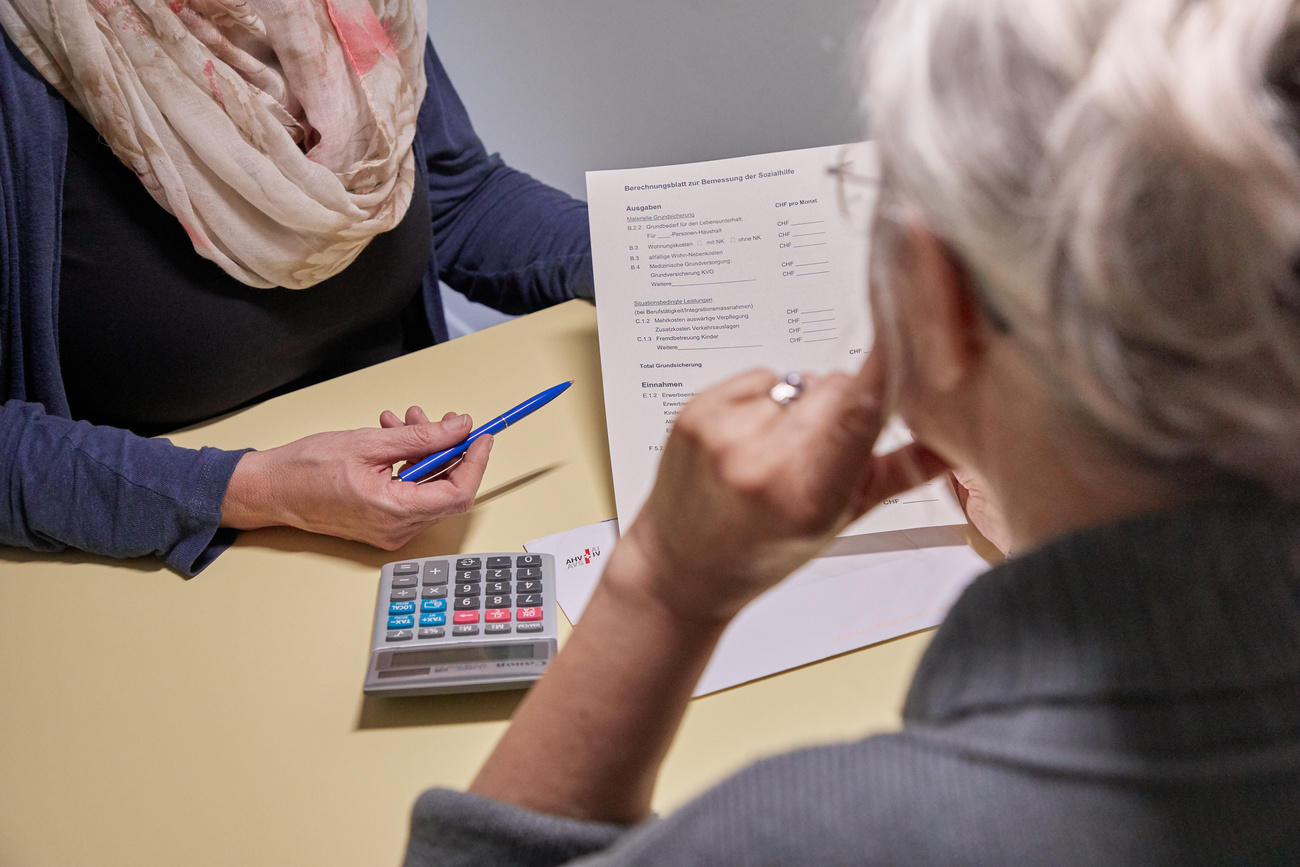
[
  {"left": 587, "top": 143, "right": 965, "bottom": 538},
  {"left": 525, "top": 520, "right": 988, "bottom": 697}
]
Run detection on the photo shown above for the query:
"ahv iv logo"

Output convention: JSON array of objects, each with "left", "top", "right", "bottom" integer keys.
[{"left": 565, "top": 545, "right": 602, "bottom": 569}]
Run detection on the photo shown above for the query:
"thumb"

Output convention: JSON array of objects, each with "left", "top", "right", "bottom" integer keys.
[
  {"left": 851, "top": 442, "right": 950, "bottom": 518},
  {"left": 370, "top": 414, "right": 473, "bottom": 463}
]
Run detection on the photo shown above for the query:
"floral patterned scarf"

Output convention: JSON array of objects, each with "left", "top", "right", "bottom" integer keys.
[{"left": 0, "top": 0, "right": 427, "bottom": 288}]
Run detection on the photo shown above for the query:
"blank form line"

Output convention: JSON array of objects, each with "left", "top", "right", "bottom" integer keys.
[
  {"left": 677, "top": 345, "right": 765, "bottom": 351},
  {"left": 796, "top": 271, "right": 831, "bottom": 277},
  {"left": 796, "top": 261, "right": 829, "bottom": 267},
  {"left": 792, "top": 220, "right": 824, "bottom": 226},
  {"left": 793, "top": 242, "right": 827, "bottom": 248},
  {"left": 804, "top": 336, "right": 838, "bottom": 343},
  {"left": 801, "top": 308, "right": 834, "bottom": 315},
  {"left": 670, "top": 279, "right": 757, "bottom": 288},
  {"left": 803, "top": 328, "right": 837, "bottom": 335},
  {"left": 793, "top": 232, "right": 826, "bottom": 238},
  {"left": 899, "top": 497, "right": 939, "bottom": 505},
  {"left": 800, "top": 318, "right": 836, "bottom": 325}
]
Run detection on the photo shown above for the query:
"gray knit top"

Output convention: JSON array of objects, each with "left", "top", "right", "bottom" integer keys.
[{"left": 404, "top": 501, "right": 1300, "bottom": 865}]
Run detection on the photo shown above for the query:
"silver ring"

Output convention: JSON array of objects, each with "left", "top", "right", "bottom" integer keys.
[{"left": 768, "top": 372, "right": 805, "bottom": 406}]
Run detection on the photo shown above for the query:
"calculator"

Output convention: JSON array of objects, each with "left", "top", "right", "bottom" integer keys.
[{"left": 363, "top": 553, "right": 558, "bottom": 696}]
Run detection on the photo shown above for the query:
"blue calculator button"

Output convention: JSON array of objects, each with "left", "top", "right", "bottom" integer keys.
[
  {"left": 421, "top": 598, "right": 447, "bottom": 612},
  {"left": 389, "top": 601, "right": 416, "bottom": 615},
  {"left": 387, "top": 615, "right": 414, "bottom": 629},
  {"left": 419, "top": 613, "right": 446, "bottom": 627}
]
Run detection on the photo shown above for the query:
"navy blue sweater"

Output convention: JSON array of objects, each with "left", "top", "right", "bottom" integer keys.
[{"left": 0, "top": 30, "right": 592, "bottom": 575}]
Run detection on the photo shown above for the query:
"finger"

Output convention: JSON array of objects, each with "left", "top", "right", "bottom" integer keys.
[
  {"left": 760, "top": 369, "right": 886, "bottom": 494},
  {"left": 371, "top": 415, "right": 472, "bottom": 464},
  {"left": 405, "top": 406, "right": 432, "bottom": 426},
  {"left": 853, "top": 442, "right": 950, "bottom": 516},
  {"left": 379, "top": 410, "right": 402, "bottom": 428},
  {"left": 446, "top": 433, "right": 492, "bottom": 494},
  {"left": 707, "top": 368, "right": 782, "bottom": 404},
  {"left": 949, "top": 471, "right": 971, "bottom": 511},
  {"left": 852, "top": 347, "right": 889, "bottom": 402},
  {"left": 409, "top": 435, "right": 493, "bottom": 516}
]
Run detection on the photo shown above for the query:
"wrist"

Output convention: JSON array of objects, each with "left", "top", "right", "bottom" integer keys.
[
  {"left": 220, "top": 450, "right": 282, "bottom": 530},
  {"left": 604, "top": 519, "right": 735, "bottom": 631}
]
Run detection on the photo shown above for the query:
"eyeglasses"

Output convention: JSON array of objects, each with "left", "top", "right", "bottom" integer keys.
[
  {"left": 828, "top": 144, "right": 1013, "bottom": 334},
  {"left": 825, "top": 144, "right": 879, "bottom": 232}
]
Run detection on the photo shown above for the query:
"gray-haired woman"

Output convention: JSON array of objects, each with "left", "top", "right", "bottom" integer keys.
[{"left": 407, "top": 0, "right": 1300, "bottom": 862}]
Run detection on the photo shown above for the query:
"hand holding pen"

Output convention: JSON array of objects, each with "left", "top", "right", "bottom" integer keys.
[
  {"left": 396, "top": 381, "right": 573, "bottom": 482},
  {"left": 222, "top": 408, "right": 493, "bottom": 550},
  {"left": 221, "top": 382, "right": 569, "bottom": 549}
]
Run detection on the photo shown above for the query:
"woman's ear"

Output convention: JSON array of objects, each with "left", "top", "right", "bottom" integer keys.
[{"left": 893, "top": 221, "right": 989, "bottom": 394}]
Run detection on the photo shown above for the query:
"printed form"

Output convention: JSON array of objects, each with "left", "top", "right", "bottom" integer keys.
[{"left": 588, "top": 143, "right": 965, "bottom": 536}]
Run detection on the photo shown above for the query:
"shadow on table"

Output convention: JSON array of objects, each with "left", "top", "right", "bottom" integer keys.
[{"left": 355, "top": 687, "right": 526, "bottom": 730}]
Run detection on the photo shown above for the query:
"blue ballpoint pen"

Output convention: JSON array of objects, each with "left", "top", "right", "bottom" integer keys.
[{"left": 397, "top": 381, "right": 573, "bottom": 482}]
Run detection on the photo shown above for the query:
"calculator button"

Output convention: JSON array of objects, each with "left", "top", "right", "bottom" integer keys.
[
  {"left": 486, "top": 581, "right": 510, "bottom": 595},
  {"left": 391, "top": 575, "right": 417, "bottom": 588},
  {"left": 454, "top": 583, "right": 481, "bottom": 598},
  {"left": 516, "top": 554, "right": 541, "bottom": 567},
  {"left": 390, "top": 588, "right": 417, "bottom": 601},
  {"left": 454, "top": 596, "right": 480, "bottom": 610},
  {"left": 486, "top": 568, "right": 511, "bottom": 582},
  {"left": 516, "top": 566, "right": 542, "bottom": 580},
  {"left": 418, "top": 627, "right": 446, "bottom": 640},
  {"left": 485, "top": 623, "right": 512, "bottom": 635},
  {"left": 516, "top": 580, "right": 543, "bottom": 594},
  {"left": 485, "top": 609, "right": 511, "bottom": 622},
  {"left": 419, "top": 613, "right": 446, "bottom": 627},
  {"left": 516, "top": 622, "right": 544, "bottom": 634},
  {"left": 517, "top": 594, "right": 542, "bottom": 607},
  {"left": 486, "top": 595, "right": 511, "bottom": 609},
  {"left": 453, "top": 611, "right": 480, "bottom": 624},
  {"left": 422, "top": 561, "right": 450, "bottom": 584},
  {"left": 456, "top": 570, "right": 482, "bottom": 583},
  {"left": 389, "top": 601, "right": 416, "bottom": 615},
  {"left": 388, "top": 615, "right": 414, "bottom": 629},
  {"left": 453, "top": 625, "right": 480, "bottom": 637},
  {"left": 386, "top": 629, "right": 414, "bottom": 641},
  {"left": 517, "top": 607, "right": 543, "bottom": 622},
  {"left": 486, "top": 556, "right": 512, "bottom": 569},
  {"left": 421, "top": 599, "right": 447, "bottom": 613},
  {"left": 455, "top": 557, "right": 481, "bottom": 570},
  {"left": 393, "top": 562, "right": 420, "bottom": 576},
  {"left": 421, "top": 585, "right": 447, "bottom": 599}
]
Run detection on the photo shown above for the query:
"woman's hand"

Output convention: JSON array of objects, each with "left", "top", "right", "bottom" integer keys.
[
  {"left": 616, "top": 351, "right": 947, "bottom": 625},
  {"left": 950, "top": 468, "right": 1012, "bottom": 555},
  {"left": 469, "top": 352, "right": 946, "bottom": 823},
  {"left": 221, "top": 407, "right": 492, "bottom": 549}
]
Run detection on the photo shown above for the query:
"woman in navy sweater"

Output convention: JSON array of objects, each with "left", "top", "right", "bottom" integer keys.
[{"left": 0, "top": 7, "right": 592, "bottom": 575}]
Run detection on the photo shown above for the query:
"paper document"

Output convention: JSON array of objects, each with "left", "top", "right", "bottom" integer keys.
[
  {"left": 525, "top": 520, "right": 987, "bottom": 697},
  {"left": 587, "top": 143, "right": 965, "bottom": 536}
]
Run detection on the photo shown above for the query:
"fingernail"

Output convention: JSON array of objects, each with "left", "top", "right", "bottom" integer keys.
[{"left": 456, "top": 413, "right": 471, "bottom": 426}]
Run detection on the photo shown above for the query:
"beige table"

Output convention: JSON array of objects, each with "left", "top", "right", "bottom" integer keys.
[{"left": 0, "top": 300, "right": 945, "bottom": 867}]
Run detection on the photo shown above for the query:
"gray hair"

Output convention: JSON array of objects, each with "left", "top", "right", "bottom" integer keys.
[{"left": 864, "top": 0, "right": 1300, "bottom": 495}]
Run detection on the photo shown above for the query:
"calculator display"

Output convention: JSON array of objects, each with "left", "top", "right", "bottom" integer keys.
[{"left": 388, "top": 644, "right": 536, "bottom": 667}]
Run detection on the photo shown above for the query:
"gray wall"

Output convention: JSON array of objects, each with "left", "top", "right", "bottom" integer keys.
[{"left": 428, "top": 0, "right": 871, "bottom": 333}]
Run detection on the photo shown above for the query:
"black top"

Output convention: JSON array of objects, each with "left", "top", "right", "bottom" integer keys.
[{"left": 57, "top": 107, "right": 433, "bottom": 435}]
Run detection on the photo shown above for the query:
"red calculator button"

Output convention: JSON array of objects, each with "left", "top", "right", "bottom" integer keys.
[
  {"left": 516, "top": 607, "right": 542, "bottom": 622},
  {"left": 453, "top": 611, "right": 480, "bottom": 624},
  {"left": 485, "top": 609, "right": 511, "bottom": 623}
]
